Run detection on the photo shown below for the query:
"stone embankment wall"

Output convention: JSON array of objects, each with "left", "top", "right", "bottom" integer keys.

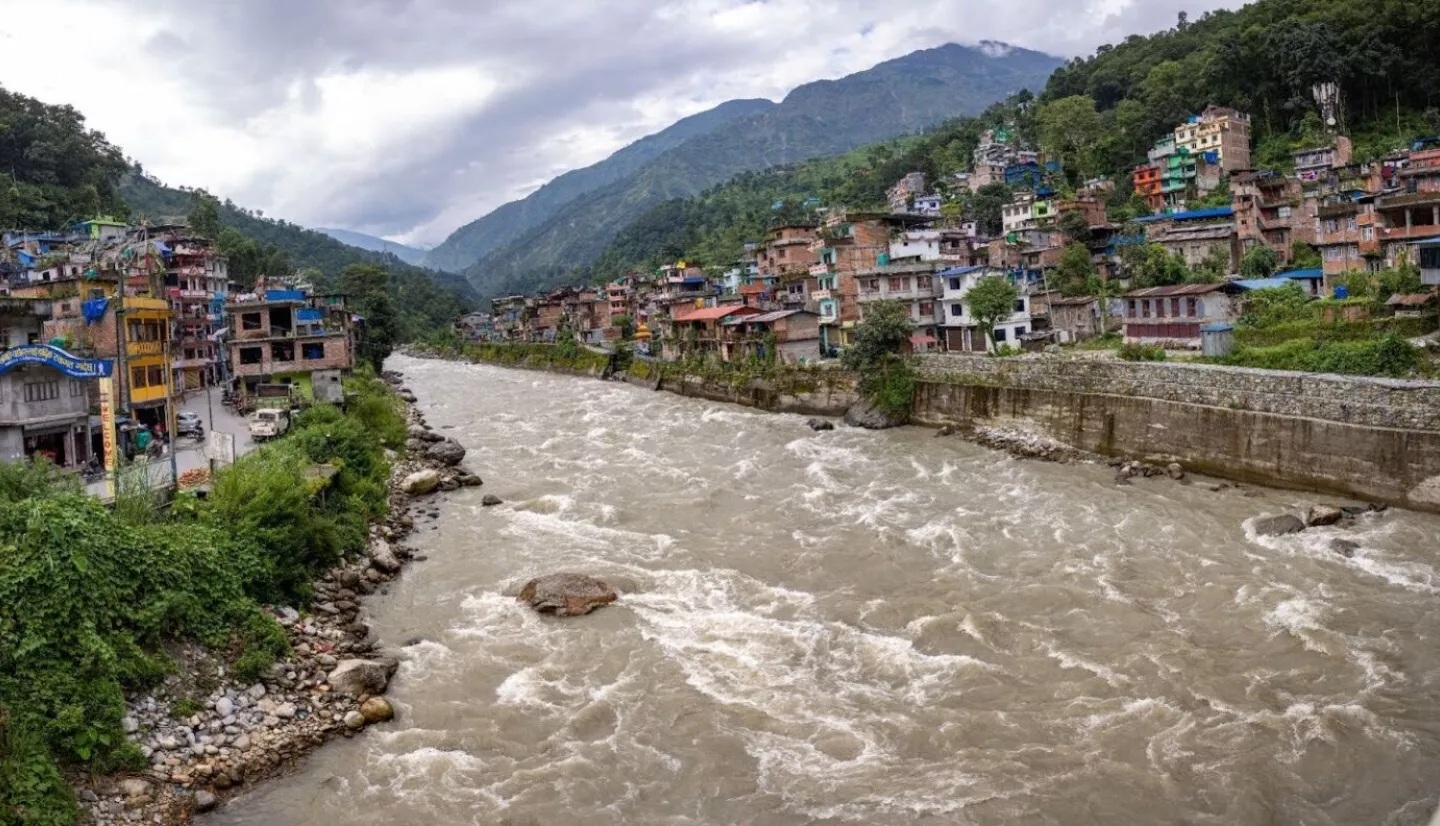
[
  {"left": 622, "top": 360, "right": 860, "bottom": 416},
  {"left": 914, "top": 354, "right": 1440, "bottom": 511}
]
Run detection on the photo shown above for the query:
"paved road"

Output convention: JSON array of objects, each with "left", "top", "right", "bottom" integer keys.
[{"left": 84, "top": 389, "right": 259, "bottom": 498}]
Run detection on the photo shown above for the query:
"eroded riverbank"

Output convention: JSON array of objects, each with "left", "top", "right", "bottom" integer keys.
[{"left": 198, "top": 355, "right": 1440, "bottom": 826}]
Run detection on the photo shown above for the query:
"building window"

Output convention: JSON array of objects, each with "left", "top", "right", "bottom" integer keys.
[
  {"left": 918, "top": 302, "right": 933, "bottom": 317},
  {"left": 917, "top": 276, "right": 933, "bottom": 290},
  {"left": 70, "top": 381, "right": 85, "bottom": 397},
  {"left": 949, "top": 277, "right": 961, "bottom": 291},
  {"left": 865, "top": 279, "right": 879, "bottom": 291},
  {"left": 1015, "top": 326, "right": 1026, "bottom": 336},
  {"left": 1278, "top": 206, "right": 1292, "bottom": 219},
  {"left": 993, "top": 328, "right": 1007, "bottom": 343},
  {"left": 1186, "top": 298, "right": 1198, "bottom": 317},
  {"left": 239, "top": 347, "right": 263, "bottom": 365},
  {"left": 24, "top": 381, "right": 59, "bottom": 402},
  {"left": 1171, "top": 298, "right": 1181, "bottom": 316},
  {"left": 241, "top": 313, "right": 262, "bottom": 331},
  {"left": 1142, "top": 300, "right": 1151, "bottom": 318},
  {"left": 131, "top": 366, "right": 147, "bottom": 388},
  {"left": 148, "top": 366, "right": 163, "bottom": 387},
  {"left": 950, "top": 304, "right": 963, "bottom": 317},
  {"left": 302, "top": 343, "right": 326, "bottom": 361},
  {"left": 889, "top": 277, "right": 905, "bottom": 292}
]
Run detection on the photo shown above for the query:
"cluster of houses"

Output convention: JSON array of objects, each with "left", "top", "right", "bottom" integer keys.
[
  {"left": 0, "top": 219, "right": 358, "bottom": 469},
  {"left": 463, "top": 105, "right": 1440, "bottom": 357}
]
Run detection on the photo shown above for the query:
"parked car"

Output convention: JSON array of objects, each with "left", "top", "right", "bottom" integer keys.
[
  {"left": 247, "top": 409, "right": 290, "bottom": 441},
  {"left": 176, "top": 411, "right": 204, "bottom": 438}
]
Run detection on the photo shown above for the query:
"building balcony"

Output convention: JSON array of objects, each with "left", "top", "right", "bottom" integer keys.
[
  {"left": 130, "top": 384, "right": 170, "bottom": 404},
  {"left": 173, "top": 357, "right": 212, "bottom": 370},
  {"left": 127, "top": 340, "right": 166, "bottom": 357}
]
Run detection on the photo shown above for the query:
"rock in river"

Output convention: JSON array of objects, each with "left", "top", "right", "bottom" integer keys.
[
  {"left": 360, "top": 697, "right": 395, "bottom": 724},
  {"left": 843, "top": 399, "right": 902, "bottom": 430},
  {"left": 482, "top": 494, "right": 503, "bottom": 507},
  {"left": 427, "top": 439, "right": 467, "bottom": 466},
  {"left": 327, "top": 658, "right": 399, "bottom": 696},
  {"left": 1331, "top": 539, "right": 1361, "bottom": 558},
  {"left": 518, "top": 573, "right": 618, "bottom": 617},
  {"left": 1254, "top": 514, "right": 1306, "bottom": 537},
  {"left": 401, "top": 469, "right": 441, "bottom": 496},
  {"left": 369, "top": 540, "right": 402, "bottom": 574},
  {"left": 806, "top": 418, "right": 834, "bottom": 432},
  {"left": 1306, "top": 504, "right": 1344, "bottom": 527}
]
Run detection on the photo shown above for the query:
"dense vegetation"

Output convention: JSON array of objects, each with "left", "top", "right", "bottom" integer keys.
[
  {"left": 0, "top": 86, "right": 130, "bottom": 230},
  {"left": 1042, "top": 0, "right": 1440, "bottom": 173},
  {"left": 123, "top": 174, "right": 475, "bottom": 339},
  {"left": 0, "top": 372, "right": 405, "bottom": 826},
  {"left": 457, "top": 43, "right": 1061, "bottom": 297}
]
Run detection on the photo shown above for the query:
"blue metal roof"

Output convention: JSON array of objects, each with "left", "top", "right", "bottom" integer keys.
[
  {"left": 938, "top": 266, "right": 987, "bottom": 277},
  {"left": 1234, "top": 278, "right": 1298, "bottom": 291},
  {"left": 1274, "top": 268, "right": 1324, "bottom": 280},
  {"left": 1131, "top": 206, "right": 1234, "bottom": 224},
  {"left": 1413, "top": 237, "right": 1440, "bottom": 247},
  {"left": 1201, "top": 323, "right": 1234, "bottom": 333}
]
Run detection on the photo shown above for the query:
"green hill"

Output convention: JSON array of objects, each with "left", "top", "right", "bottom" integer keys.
[
  {"left": 0, "top": 86, "right": 130, "bottom": 229},
  {"left": 424, "top": 98, "right": 776, "bottom": 273},
  {"left": 459, "top": 42, "right": 1062, "bottom": 298},
  {"left": 119, "top": 173, "right": 476, "bottom": 338}
]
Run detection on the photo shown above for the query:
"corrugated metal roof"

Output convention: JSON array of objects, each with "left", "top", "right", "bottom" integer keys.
[
  {"left": 937, "top": 265, "right": 990, "bottom": 277},
  {"left": 673, "top": 305, "right": 760, "bottom": 322},
  {"left": 1049, "top": 296, "right": 1098, "bottom": 306},
  {"left": 1386, "top": 292, "right": 1438, "bottom": 307},
  {"left": 1123, "top": 283, "right": 1230, "bottom": 298},
  {"left": 1275, "top": 268, "right": 1324, "bottom": 279},
  {"left": 1233, "top": 278, "right": 1297, "bottom": 291},
  {"left": 1131, "top": 206, "right": 1234, "bottom": 224},
  {"left": 721, "top": 309, "right": 812, "bottom": 325}
]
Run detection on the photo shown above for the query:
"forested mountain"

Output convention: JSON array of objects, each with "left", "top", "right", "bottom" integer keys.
[
  {"left": 590, "top": 0, "right": 1440, "bottom": 284},
  {"left": 424, "top": 98, "right": 776, "bottom": 273},
  {"left": 315, "top": 227, "right": 429, "bottom": 266},
  {"left": 1038, "top": 0, "right": 1440, "bottom": 177},
  {"left": 459, "top": 42, "right": 1061, "bottom": 298},
  {"left": 0, "top": 86, "right": 130, "bottom": 229},
  {"left": 120, "top": 173, "right": 476, "bottom": 338}
]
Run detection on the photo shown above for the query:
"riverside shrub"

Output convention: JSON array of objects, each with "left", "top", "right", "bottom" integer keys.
[
  {"left": 1216, "top": 333, "right": 1422, "bottom": 377},
  {"left": 0, "top": 376, "right": 400, "bottom": 824}
]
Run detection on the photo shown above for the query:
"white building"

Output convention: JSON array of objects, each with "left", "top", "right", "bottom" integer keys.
[
  {"left": 912, "top": 194, "right": 943, "bottom": 217},
  {"left": 1001, "top": 193, "right": 1037, "bottom": 235},
  {"left": 938, "top": 265, "right": 1032, "bottom": 353},
  {"left": 889, "top": 230, "right": 942, "bottom": 262}
]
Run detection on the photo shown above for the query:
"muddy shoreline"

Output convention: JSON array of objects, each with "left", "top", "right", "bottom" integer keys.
[{"left": 76, "top": 374, "right": 477, "bottom": 825}]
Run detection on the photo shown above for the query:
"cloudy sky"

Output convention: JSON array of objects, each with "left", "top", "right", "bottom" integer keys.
[{"left": 4, "top": 0, "right": 1243, "bottom": 247}]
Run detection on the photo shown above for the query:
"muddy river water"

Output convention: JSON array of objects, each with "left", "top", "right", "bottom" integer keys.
[{"left": 206, "top": 354, "right": 1440, "bottom": 825}]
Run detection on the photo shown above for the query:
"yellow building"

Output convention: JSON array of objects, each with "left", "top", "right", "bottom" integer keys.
[{"left": 122, "top": 297, "right": 174, "bottom": 410}]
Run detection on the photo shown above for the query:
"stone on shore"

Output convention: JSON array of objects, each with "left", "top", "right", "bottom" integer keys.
[
  {"left": 369, "top": 540, "right": 402, "bottom": 574},
  {"left": 806, "top": 418, "right": 834, "bottom": 432},
  {"left": 518, "top": 573, "right": 618, "bottom": 617},
  {"left": 1306, "top": 504, "right": 1344, "bottom": 527},
  {"left": 401, "top": 469, "right": 441, "bottom": 496},
  {"left": 408, "top": 424, "right": 443, "bottom": 443},
  {"left": 360, "top": 697, "right": 395, "bottom": 724},
  {"left": 457, "top": 473, "right": 484, "bottom": 487},
  {"left": 1166, "top": 463, "right": 1185, "bottom": 481},
  {"left": 399, "top": 390, "right": 417, "bottom": 403},
  {"left": 427, "top": 439, "right": 467, "bottom": 466},
  {"left": 843, "top": 399, "right": 902, "bottom": 430},
  {"left": 1254, "top": 514, "right": 1306, "bottom": 537},
  {"left": 194, "top": 791, "right": 217, "bottom": 813},
  {"left": 327, "top": 658, "right": 398, "bottom": 697},
  {"left": 344, "top": 711, "right": 366, "bottom": 730},
  {"left": 481, "top": 494, "right": 503, "bottom": 507}
]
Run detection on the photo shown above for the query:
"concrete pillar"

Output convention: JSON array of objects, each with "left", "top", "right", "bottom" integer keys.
[
  {"left": 1432, "top": 205, "right": 1438, "bottom": 228},
  {"left": 1406, "top": 208, "right": 1413, "bottom": 230}
]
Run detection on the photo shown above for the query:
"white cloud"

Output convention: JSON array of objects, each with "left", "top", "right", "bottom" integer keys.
[{"left": 0, "top": 0, "right": 1244, "bottom": 246}]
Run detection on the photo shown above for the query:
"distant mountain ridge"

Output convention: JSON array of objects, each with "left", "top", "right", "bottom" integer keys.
[
  {"left": 452, "top": 41, "right": 1062, "bottom": 299},
  {"left": 424, "top": 98, "right": 776, "bottom": 272},
  {"left": 316, "top": 227, "right": 430, "bottom": 266}
]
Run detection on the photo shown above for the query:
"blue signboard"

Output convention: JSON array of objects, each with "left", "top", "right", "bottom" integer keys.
[{"left": 0, "top": 345, "right": 114, "bottom": 378}]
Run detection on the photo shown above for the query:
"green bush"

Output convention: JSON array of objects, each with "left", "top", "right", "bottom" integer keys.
[
  {"left": 1118, "top": 342, "right": 1166, "bottom": 361},
  {"left": 1217, "top": 333, "right": 1422, "bottom": 377},
  {"left": 1235, "top": 316, "right": 1438, "bottom": 348}
]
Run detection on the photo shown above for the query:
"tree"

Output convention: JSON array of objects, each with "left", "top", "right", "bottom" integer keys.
[
  {"left": 341, "top": 264, "right": 400, "bottom": 371},
  {"left": 1240, "top": 245, "right": 1280, "bottom": 279},
  {"left": 966, "top": 276, "right": 1022, "bottom": 350},
  {"left": 1036, "top": 95, "right": 1103, "bottom": 181},
  {"left": 189, "top": 192, "right": 221, "bottom": 239},
  {"left": 1290, "top": 242, "right": 1322, "bottom": 271},
  {"left": 1056, "top": 242, "right": 1097, "bottom": 296},
  {"left": 612, "top": 314, "right": 635, "bottom": 340},
  {"left": 1121, "top": 242, "right": 1189, "bottom": 288},
  {"left": 841, "top": 300, "right": 911, "bottom": 370},
  {"left": 1193, "top": 246, "right": 1232, "bottom": 283},
  {"left": 970, "top": 183, "right": 1012, "bottom": 237},
  {"left": 1059, "top": 209, "right": 1092, "bottom": 243}
]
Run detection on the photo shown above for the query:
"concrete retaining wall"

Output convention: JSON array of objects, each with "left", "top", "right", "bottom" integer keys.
[{"left": 914, "top": 355, "right": 1440, "bottom": 511}]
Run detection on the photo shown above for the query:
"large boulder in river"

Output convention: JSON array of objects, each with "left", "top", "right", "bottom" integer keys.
[
  {"left": 518, "top": 573, "right": 618, "bottom": 617},
  {"left": 427, "top": 439, "right": 467, "bottom": 466},
  {"left": 843, "top": 399, "right": 903, "bottom": 430},
  {"left": 327, "top": 658, "right": 399, "bottom": 696},
  {"left": 806, "top": 418, "right": 835, "bottom": 432},
  {"left": 401, "top": 469, "right": 441, "bottom": 495},
  {"left": 1254, "top": 514, "right": 1306, "bottom": 537},
  {"left": 1306, "top": 504, "right": 1344, "bottom": 527}
]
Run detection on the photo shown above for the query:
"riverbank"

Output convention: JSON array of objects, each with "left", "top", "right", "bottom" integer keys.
[
  {"left": 406, "top": 342, "right": 1440, "bottom": 512},
  {"left": 58, "top": 375, "right": 483, "bottom": 826}
]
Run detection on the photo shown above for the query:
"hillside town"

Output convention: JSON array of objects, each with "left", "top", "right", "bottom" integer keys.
[
  {"left": 0, "top": 222, "right": 359, "bottom": 471},
  {"left": 461, "top": 104, "right": 1440, "bottom": 363}
]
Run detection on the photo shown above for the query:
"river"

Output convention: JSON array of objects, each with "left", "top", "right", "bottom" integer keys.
[{"left": 206, "top": 354, "right": 1440, "bottom": 825}]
